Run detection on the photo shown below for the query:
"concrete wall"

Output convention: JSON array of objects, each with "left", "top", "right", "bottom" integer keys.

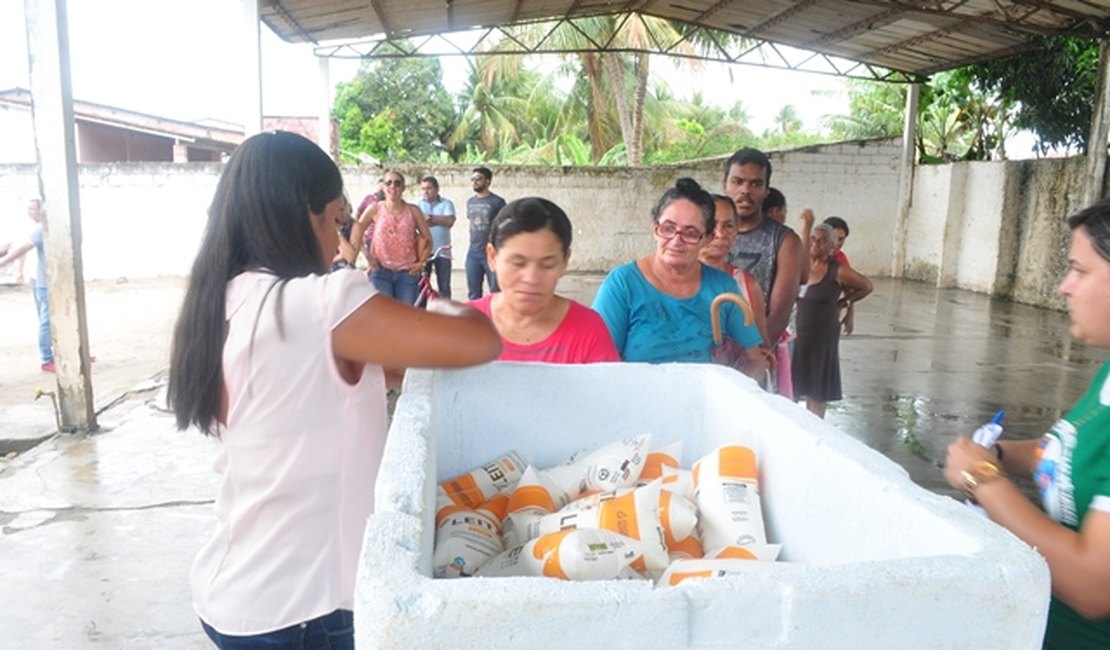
[
  {"left": 760, "top": 139, "right": 903, "bottom": 277},
  {"left": 345, "top": 137, "right": 905, "bottom": 278},
  {"left": 897, "top": 156, "right": 1086, "bottom": 309},
  {"left": 0, "top": 139, "right": 1091, "bottom": 309},
  {"left": 0, "top": 163, "right": 218, "bottom": 280}
]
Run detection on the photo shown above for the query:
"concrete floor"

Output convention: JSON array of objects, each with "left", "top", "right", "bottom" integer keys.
[{"left": 0, "top": 272, "right": 1105, "bottom": 647}]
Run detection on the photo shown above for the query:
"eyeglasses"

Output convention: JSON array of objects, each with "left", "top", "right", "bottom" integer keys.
[
  {"left": 655, "top": 221, "right": 705, "bottom": 245},
  {"left": 383, "top": 179, "right": 404, "bottom": 187},
  {"left": 470, "top": 176, "right": 485, "bottom": 182}
]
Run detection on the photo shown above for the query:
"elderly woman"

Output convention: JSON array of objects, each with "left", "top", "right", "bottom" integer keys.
[
  {"left": 792, "top": 222, "right": 872, "bottom": 418},
  {"left": 699, "top": 194, "right": 770, "bottom": 353},
  {"left": 470, "top": 197, "right": 619, "bottom": 363},
  {"left": 945, "top": 199, "right": 1110, "bottom": 649},
  {"left": 592, "top": 178, "right": 766, "bottom": 378}
]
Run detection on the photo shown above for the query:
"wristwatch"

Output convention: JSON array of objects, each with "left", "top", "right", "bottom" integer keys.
[{"left": 961, "top": 460, "right": 1003, "bottom": 494}]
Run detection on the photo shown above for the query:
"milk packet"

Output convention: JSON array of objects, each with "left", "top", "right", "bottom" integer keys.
[
  {"left": 552, "top": 434, "right": 652, "bottom": 496},
  {"left": 636, "top": 441, "right": 683, "bottom": 486},
  {"left": 501, "top": 465, "right": 571, "bottom": 548},
  {"left": 476, "top": 529, "right": 643, "bottom": 581},
  {"left": 535, "top": 479, "right": 669, "bottom": 579},
  {"left": 433, "top": 499, "right": 505, "bottom": 579},
  {"left": 437, "top": 451, "right": 529, "bottom": 523},
  {"left": 693, "top": 445, "right": 767, "bottom": 552},
  {"left": 658, "top": 557, "right": 789, "bottom": 587}
]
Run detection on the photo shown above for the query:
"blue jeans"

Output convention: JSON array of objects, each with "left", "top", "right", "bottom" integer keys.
[
  {"left": 432, "top": 256, "right": 452, "bottom": 300},
  {"left": 465, "top": 248, "right": 498, "bottom": 300},
  {"left": 370, "top": 267, "right": 419, "bottom": 306},
  {"left": 32, "top": 282, "right": 52, "bottom": 364},
  {"left": 200, "top": 609, "right": 353, "bottom": 649}
]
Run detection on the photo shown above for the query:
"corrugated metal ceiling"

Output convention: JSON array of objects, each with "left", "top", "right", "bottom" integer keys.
[{"left": 261, "top": 0, "right": 1110, "bottom": 77}]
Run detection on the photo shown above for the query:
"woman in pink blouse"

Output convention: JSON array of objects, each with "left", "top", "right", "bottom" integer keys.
[
  {"left": 350, "top": 170, "right": 432, "bottom": 305},
  {"left": 469, "top": 197, "right": 619, "bottom": 364},
  {"left": 168, "top": 132, "right": 500, "bottom": 649}
]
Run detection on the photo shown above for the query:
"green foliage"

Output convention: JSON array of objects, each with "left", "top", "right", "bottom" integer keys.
[
  {"left": 754, "top": 130, "right": 828, "bottom": 150},
  {"left": 826, "top": 37, "right": 1101, "bottom": 158},
  {"left": 823, "top": 70, "right": 1017, "bottom": 162},
  {"left": 332, "top": 56, "right": 457, "bottom": 162},
  {"left": 921, "top": 70, "right": 1016, "bottom": 161},
  {"left": 356, "top": 111, "right": 404, "bottom": 160},
  {"left": 772, "top": 105, "right": 803, "bottom": 134},
  {"left": 824, "top": 80, "right": 906, "bottom": 140},
  {"left": 963, "top": 36, "right": 1100, "bottom": 154},
  {"left": 449, "top": 58, "right": 544, "bottom": 158}
]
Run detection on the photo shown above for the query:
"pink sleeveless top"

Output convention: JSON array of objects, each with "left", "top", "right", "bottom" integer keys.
[{"left": 370, "top": 203, "right": 419, "bottom": 271}]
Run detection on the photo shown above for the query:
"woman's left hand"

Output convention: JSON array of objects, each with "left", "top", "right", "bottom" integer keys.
[
  {"left": 740, "top": 346, "right": 770, "bottom": 381},
  {"left": 408, "top": 262, "right": 423, "bottom": 276},
  {"left": 943, "top": 436, "right": 999, "bottom": 493}
]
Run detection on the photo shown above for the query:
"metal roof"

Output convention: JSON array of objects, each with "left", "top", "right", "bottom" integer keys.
[{"left": 261, "top": 0, "right": 1110, "bottom": 80}]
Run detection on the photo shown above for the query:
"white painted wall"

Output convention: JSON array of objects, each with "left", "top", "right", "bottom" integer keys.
[
  {"left": 0, "top": 163, "right": 216, "bottom": 281},
  {"left": 951, "top": 162, "right": 1008, "bottom": 293},
  {"left": 344, "top": 137, "right": 906, "bottom": 279},
  {"left": 0, "top": 139, "right": 1092, "bottom": 310},
  {"left": 902, "top": 164, "right": 950, "bottom": 282},
  {"left": 765, "top": 139, "right": 903, "bottom": 278}
]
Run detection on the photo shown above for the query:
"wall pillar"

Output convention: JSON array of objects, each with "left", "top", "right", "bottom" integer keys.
[
  {"left": 240, "top": 0, "right": 262, "bottom": 136},
  {"left": 317, "top": 55, "right": 333, "bottom": 158},
  {"left": 24, "top": 0, "right": 96, "bottom": 432},
  {"left": 891, "top": 83, "right": 920, "bottom": 277},
  {"left": 936, "top": 163, "right": 968, "bottom": 288},
  {"left": 1084, "top": 39, "right": 1110, "bottom": 206}
]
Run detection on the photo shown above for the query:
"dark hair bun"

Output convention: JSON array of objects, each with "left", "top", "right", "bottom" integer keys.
[{"left": 675, "top": 177, "right": 703, "bottom": 193}]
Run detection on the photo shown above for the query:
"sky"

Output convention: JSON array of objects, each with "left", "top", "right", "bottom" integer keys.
[{"left": 0, "top": 0, "right": 851, "bottom": 135}]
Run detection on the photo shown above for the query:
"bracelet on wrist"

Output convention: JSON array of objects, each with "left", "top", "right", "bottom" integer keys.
[{"left": 960, "top": 460, "right": 1004, "bottom": 502}]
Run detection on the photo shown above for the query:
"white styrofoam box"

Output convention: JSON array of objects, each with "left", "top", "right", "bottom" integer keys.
[{"left": 356, "top": 363, "right": 1049, "bottom": 649}]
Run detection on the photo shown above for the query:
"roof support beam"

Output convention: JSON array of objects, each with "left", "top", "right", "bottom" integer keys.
[
  {"left": 24, "top": 0, "right": 96, "bottom": 433},
  {"left": 850, "top": 0, "right": 1076, "bottom": 37},
  {"left": 314, "top": 16, "right": 925, "bottom": 82},
  {"left": 368, "top": 0, "right": 394, "bottom": 36},
  {"left": 241, "top": 0, "right": 263, "bottom": 136},
  {"left": 509, "top": 0, "right": 525, "bottom": 24},
  {"left": 802, "top": 7, "right": 904, "bottom": 50},
  {"left": 742, "top": 0, "right": 823, "bottom": 37}
]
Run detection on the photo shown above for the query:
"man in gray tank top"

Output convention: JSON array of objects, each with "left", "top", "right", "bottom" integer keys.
[{"left": 723, "top": 148, "right": 802, "bottom": 348}]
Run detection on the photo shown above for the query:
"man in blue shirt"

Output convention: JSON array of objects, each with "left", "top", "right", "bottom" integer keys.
[
  {"left": 0, "top": 199, "right": 54, "bottom": 372},
  {"left": 417, "top": 175, "right": 457, "bottom": 299}
]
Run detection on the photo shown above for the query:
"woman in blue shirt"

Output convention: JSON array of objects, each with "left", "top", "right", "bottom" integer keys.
[{"left": 592, "top": 178, "right": 766, "bottom": 379}]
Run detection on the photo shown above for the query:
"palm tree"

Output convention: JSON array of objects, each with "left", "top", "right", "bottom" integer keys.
[
  {"left": 448, "top": 57, "right": 531, "bottom": 157},
  {"left": 773, "top": 104, "right": 803, "bottom": 134},
  {"left": 517, "top": 14, "right": 701, "bottom": 165}
]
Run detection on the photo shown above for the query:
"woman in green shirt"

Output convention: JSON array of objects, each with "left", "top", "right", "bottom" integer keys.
[{"left": 945, "top": 198, "right": 1110, "bottom": 649}]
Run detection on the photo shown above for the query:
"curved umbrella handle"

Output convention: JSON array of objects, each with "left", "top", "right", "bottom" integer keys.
[{"left": 711, "top": 293, "right": 754, "bottom": 345}]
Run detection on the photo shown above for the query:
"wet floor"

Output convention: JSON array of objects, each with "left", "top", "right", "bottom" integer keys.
[
  {"left": 0, "top": 273, "right": 1105, "bottom": 646},
  {"left": 554, "top": 273, "right": 1108, "bottom": 497},
  {"left": 832, "top": 277, "right": 1105, "bottom": 496}
]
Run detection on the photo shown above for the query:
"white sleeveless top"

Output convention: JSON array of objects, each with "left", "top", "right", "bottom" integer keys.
[{"left": 191, "top": 269, "right": 386, "bottom": 635}]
